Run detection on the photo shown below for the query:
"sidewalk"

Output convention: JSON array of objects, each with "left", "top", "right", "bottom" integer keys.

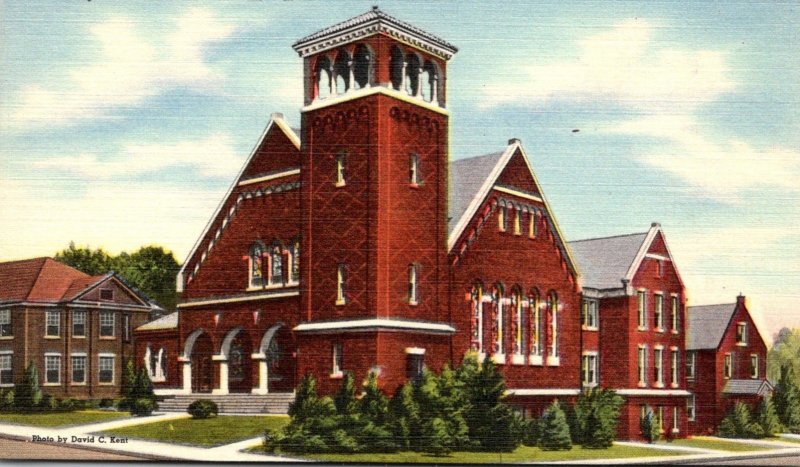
[{"left": 0, "top": 411, "right": 304, "bottom": 462}]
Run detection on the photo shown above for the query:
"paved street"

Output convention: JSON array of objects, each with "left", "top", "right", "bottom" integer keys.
[
  {"left": 683, "top": 454, "right": 800, "bottom": 465},
  {"left": 0, "top": 436, "right": 146, "bottom": 461}
]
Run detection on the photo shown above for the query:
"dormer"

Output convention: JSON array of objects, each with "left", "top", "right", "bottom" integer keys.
[{"left": 292, "top": 6, "right": 458, "bottom": 109}]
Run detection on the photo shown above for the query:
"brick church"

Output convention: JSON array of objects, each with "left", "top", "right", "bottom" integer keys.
[{"left": 133, "top": 7, "right": 769, "bottom": 440}]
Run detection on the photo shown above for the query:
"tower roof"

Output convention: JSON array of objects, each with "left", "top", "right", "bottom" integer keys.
[{"left": 292, "top": 6, "right": 458, "bottom": 60}]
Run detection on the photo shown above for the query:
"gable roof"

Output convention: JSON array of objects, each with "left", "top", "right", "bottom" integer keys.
[
  {"left": 446, "top": 140, "right": 579, "bottom": 277},
  {"left": 568, "top": 232, "right": 648, "bottom": 290},
  {"left": 176, "top": 114, "right": 300, "bottom": 292},
  {"left": 137, "top": 312, "right": 178, "bottom": 332},
  {"left": 686, "top": 303, "right": 737, "bottom": 350},
  {"left": 722, "top": 379, "right": 773, "bottom": 396},
  {"left": 292, "top": 7, "right": 458, "bottom": 60}
]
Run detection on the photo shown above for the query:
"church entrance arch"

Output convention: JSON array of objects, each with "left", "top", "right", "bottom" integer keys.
[
  {"left": 186, "top": 331, "right": 213, "bottom": 393},
  {"left": 257, "top": 323, "right": 295, "bottom": 393},
  {"left": 221, "top": 328, "right": 253, "bottom": 393}
]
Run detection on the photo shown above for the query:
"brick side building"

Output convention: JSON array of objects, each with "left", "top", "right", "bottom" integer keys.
[
  {"left": 0, "top": 258, "right": 158, "bottom": 399},
  {"left": 686, "top": 296, "right": 770, "bottom": 435}
]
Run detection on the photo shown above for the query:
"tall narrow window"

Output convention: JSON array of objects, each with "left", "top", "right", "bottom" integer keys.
[
  {"left": 408, "top": 264, "right": 419, "bottom": 305},
  {"left": 687, "top": 395, "right": 696, "bottom": 421},
  {"left": 657, "top": 406, "right": 664, "bottom": 433},
  {"left": 549, "top": 292, "right": 559, "bottom": 359},
  {"left": 686, "top": 351, "right": 696, "bottom": 379},
  {"left": 498, "top": 205, "right": 506, "bottom": 232},
  {"left": 513, "top": 209, "right": 521, "bottom": 235},
  {"left": 736, "top": 322, "right": 747, "bottom": 345},
  {"left": 99, "top": 311, "right": 115, "bottom": 338},
  {"left": 672, "top": 406, "right": 679, "bottom": 432},
  {"left": 582, "top": 299, "right": 598, "bottom": 329},
  {"left": 512, "top": 289, "right": 524, "bottom": 359},
  {"left": 750, "top": 354, "right": 759, "bottom": 379},
  {"left": 0, "top": 354, "right": 12, "bottom": 385},
  {"left": 249, "top": 242, "right": 266, "bottom": 288},
  {"left": 409, "top": 154, "right": 420, "bottom": 186},
  {"left": 336, "top": 264, "right": 347, "bottom": 305},
  {"left": 406, "top": 352, "right": 425, "bottom": 383},
  {"left": 657, "top": 260, "right": 664, "bottom": 278},
  {"left": 315, "top": 56, "right": 332, "bottom": 99},
  {"left": 671, "top": 349, "right": 679, "bottom": 386},
  {"left": 492, "top": 285, "right": 505, "bottom": 360},
  {"left": 353, "top": 44, "right": 372, "bottom": 90},
  {"left": 270, "top": 242, "right": 284, "bottom": 285},
  {"left": 332, "top": 343, "right": 343, "bottom": 376},
  {"left": 654, "top": 294, "right": 664, "bottom": 330},
  {"left": 637, "top": 290, "right": 647, "bottom": 329},
  {"left": 99, "top": 355, "right": 114, "bottom": 383},
  {"left": 71, "top": 355, "right": 86, "bottom": 384},
  {"left": 46, "top": 311, "right": 60, "bottom": 337},
  {"left": 123, "top": 314, "right": 131, "bottom": 342},
  {"left": 72, "top": 311, "right": 86, "bottom": 337},
  {"left": 638, "top": 345, "right": 647, "bottom": 386},
  {"left": 471, "top": 284, "right": 484, "bottom": 353},
  {"left": 0, "top": 310, "right": 11, "bottom": 337},
  {"left": 45, "top": 355, "right": 61, "bottom": 384},
  {"left": 529, "top": 212, "right": 538, "bottom": 238},
  {"left": 582, "top": 353, "right": 598, "bottom": 386},
  {"left": 654, "top": 347, "right": 664, "bottom": 386},
  {"left": 671, "top": 296, "right": 679, "bottom": 332},
  {"left": 335, "top": 152, "right": 346, "bottom": 187},
  {"left": 724, "top": 353, "right": 732, "bottom": 379},
  {"left": 290, "top": 238, "right": 301, "bottom": 283},
  {"left": 529, "top": 291, "right": 542, "bottom": 359}
]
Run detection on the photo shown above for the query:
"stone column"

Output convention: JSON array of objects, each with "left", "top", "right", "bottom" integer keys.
[
  {"left": 211, "top": 355, "right": 228, "bottom": 395},
  {"left": 251, "top": 353, "right": 268, "bottom": 395},
  {"left": 178, "top": 357, "right": 192, "bottom": 395}
]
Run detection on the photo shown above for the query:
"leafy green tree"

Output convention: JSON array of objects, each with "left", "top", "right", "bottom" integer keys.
[
  {"left": 640, "top": 407, "right": 660, "bottom": 443},
  {"left": 539, "top": 400, "right": 572, "bottom": 450},
  {"left": 571, "top": 388, "right": 624, "bottom": 449},
  {"left": 769, "top": 328, "right": 800, "bottom": 384},
  {"left": 718, "top": 402, "right": 763, "bottom": 438},
  {"left": 15, "top": 361, "right": 42, "bottom": 410},
  {"left": 756, "top": 396, "right": 783, "bottom": 437},
  {"left": 773, "top": 365, "right": 800, "bottom": 432},
  {"left": 55, "top": 242, "right": 115, "bottom": 276}
]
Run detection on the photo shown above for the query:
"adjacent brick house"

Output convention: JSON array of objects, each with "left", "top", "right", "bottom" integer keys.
[
  {"left": 686, "top": 296, "right": 771, "bottom": 435},
  {"left": 0, "top": 257, "right": 159, "bottom": 399}
]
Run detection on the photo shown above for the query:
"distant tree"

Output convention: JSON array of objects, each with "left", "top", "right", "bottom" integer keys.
[
  {"left": 773, "top": 365, "right": 800, "bottom": 432},
  {"left": 14, "top": 361, "right": 43, "bottom": 410},
  {"left": 55, "top": 242, "right": 115, "bottom": 276},
  {"left": 539, "top": 400, "right": 572, "bottom": 451},
  {"left": 769, "top": 328, "right": 800, "bottom": 385},
  {"left": 756, "top": 396, "right": 783, "bottom": 437}
]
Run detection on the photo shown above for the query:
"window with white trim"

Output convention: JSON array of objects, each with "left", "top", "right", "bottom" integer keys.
[
  {"left": 512, "top": 289, "right": 524, "bottom": 358},
  {"left": 336, "top": 264, "right": 347, "bottom": 305},
  {"left": 406, "top": 352, "right": 425, "bottom": 383},
  {"left": 493, "top": 286, "right": 504, "bottom": 357},
  {"left": 687, "top": 394, "right": 696, "bottom": 421},
  {"left": 408, "top": 264, "right": 419, "bottom": 305},
  {"left": 528, "top": 212, "right": 537, "bottom": 238},
  {"left": 0, "top": 309, "right": 11, "bottom": 337},
  {"left": 581, "top": 298, "right": 598, "bottom": 329},
  {"left": 513, "top": 209, "right": 521, "bottom": 235},
  {"left": 671, "top": 349, "right": 679, "bottom": 386},
  {"left": 654, "top": 347, "right": 664, "bottom": 386},
  {"left": 638, "top": 345, "right": 647, "bottom": 386},
  {"left": 671, "top": 296, "right": 679, "bottom": 332},
  {"left": 672, "top": 406, "right": 679, "bottom": 432},
  {"left": 498, "top": 205, "right": 507, "bottom": 232},
  {"left": 724, "top": 353, "right": 732, "bottom": 379},
  {"left": 270, "top": 241, "right": 284, "bottom": 285},
  {"left": 410, "top": 154, "right": 420, "bottom": 185},
  {"left": 686, "top": 351, "right": 696, "bottom": 380},
  {"left": 72, "top": 311, "right": 86, "bottom": 337},
  {"left": 582, "top": 353, "right": 598, "bottom": 386},
  {"left": 71, "top": 355, "right": 86, "bottom": 384},
  {"left": 290, "top": 237, "right": 301, "bottom": 283},
  {"left": 99, "top": 311, "right": 115, "bottom": 337},
  {"left": 249, "top": 242, "right": 266, "bottom": 288},
  {"left": 45, "top": 355, "right": 60, "bottom": 384},
  {"left": 335, "top": 152, "right": 346, "bottom": 187},
  {"left": 736, "top": 322, "right": 747, "bottom": 345},
  {"left": 470, "top": 284, "right": 484, "bottom": 353},
  {"left": 549, "top": 292, "right": 559, "bottom": 358},
  {"left": 529, "top": 292, "right": 542, "bottom": 357},
  {"left": 332, "top": 343, "right": 343, "bottom": 376},
  {"left": 99, "top": 356, "right": 114, "bottom": 383},
  {"left": 0, "top": 354, "right": 12, "bottom": 385},
  {"left": 657, "top": 406, "right": 664, "bottom": 433},
  {"left": 46, "top": 311, "right": 60, "bottom": 337},
  {"left": 750, "top": 354, "right": 759, "bottom": 379},
  {"left": 654, "top": 294, "right": 664, "bottom": 330},
  {"left": 637, "top": 290, "right": 647, "bottom": 329}
]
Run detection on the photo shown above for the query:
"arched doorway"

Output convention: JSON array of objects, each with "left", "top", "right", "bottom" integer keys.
[
  {"left": 191, "top": 333, "right": 213, "bottom": 393},
  {"left": 257, "top": 324, "right": 295, "bottom": 393},
  {"left": 227, "top": 332, "right": 252, "bottom": 393}
]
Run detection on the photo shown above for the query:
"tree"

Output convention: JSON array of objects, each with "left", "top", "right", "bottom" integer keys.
[
  {"left": 773, "top": 365, "right": 800, "bottom": 432},
  {"left": 360, "top": 371, "right": 389, "bottom": 426},
  {"left": 539, "top": 400, "right": 572, "bottom": 451},
  {"left": 769, "top": 328, "right": 800, "bottom": 386},
  {"left": 119, "top": 359, "right": 137, "bottom": 410},
  {"left": 333, "top": 372, "right": 358, "bottom": 417},
  {"left": 718, "top": 402, "right": 763, "bottom": 438},
  {"left": 461, "top": 354, "right": 519, "bottom": 452},
  {"left": 640, "top": 407, "right": 660, "bottom": 443},
  {"left": 388, "top": 382, "right": 419, "bottom": 450},
  {"left": 15, "top": 361, "right": 42, "bottom": 410},
  {"left": 571, "top": 388, "right": 625, "bottom": 449},
  {"left": 55, "top": 242, "right": 114, "bottom": 276},
  {"left": 756, "top": 396, "right": 783, "bottom": 437}
]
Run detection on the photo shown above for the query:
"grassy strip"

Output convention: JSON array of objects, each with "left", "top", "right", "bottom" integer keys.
[
  {"left": 0, "top": 410, "right": 130, "bottom": 427},
  {"left": 250, "top": 444, "right": 684, "bottom": 463},
  {"left": 664, "top": 437, "right": 774, "bottom": 452},
  {"left": 100, "top": 415, "right": 288, "bottom": 447}
]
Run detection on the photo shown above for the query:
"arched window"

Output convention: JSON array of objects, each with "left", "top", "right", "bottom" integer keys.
[
  {"left": 492, "top": 283, "right": 505, "bottom": 359},
  {"left": 390, "top": 46, "right": 404, "bottom": 91},
  {"left": 249, "top": 242, "right": 266, "bottom": 288},
  {"left": 548, "top": 291, "right": 559, "bottom": 359},
  {"left": 470, "top": 282, "right": 484, "bottom": 353},
  {"left": 529, "top": 290, "right": 542, "bottom": 359},
  {"left": 334, "top": 50, "right": 351, "bottom": 95},
  {"left": 270, "top": 241, "right": 284, "bottom": 285},
  {"left": 290, "top": 237, "right": 300, "bottom": 283},
  {"left": 405, "top": 54, "right": 421, "bottom": 97},
  {"left": 353, "top": 44, "right": 373, "bottom": 90},
  {"left": 512, "top": 287, "right": 525, "bottom": 359},
  {"left": 421, "top": 60, "right": 439, "bottom": 103},
  {"left": 315, "top": 56, "right": 332, "bottom": 100}
]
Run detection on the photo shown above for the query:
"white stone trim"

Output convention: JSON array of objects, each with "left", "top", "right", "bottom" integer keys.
[
  {"left": 528, "top": 354, "right": 543, "bottom": 366},
  {"left": 301, "top": 85, "right": 449, "bottom": 116},
  {"left": 492, "top": 185, "right": 543, "bottom": 203},
  {"left": 70, "top": 352, "right": 87, "bottom": 357},
  {"left": 615, "top": 389, "right": 691, "bottom": 396},
  {"left": 98, "top": 352, "right": 116, "bottom": 358},
  {"left": 294, "top": 318, "right": 455, "bottom": 334},
  {"left": 511, "top": 354, "right": 526, "bottom": 365},
  {"left": 546, "top": 356, "right": 560, "bottom": 366},
  {"left": 505, "top": 388, "right": 581, "bottom": 396},
  {"left": 177, "top": 289, "right": 299, "bottom": 308},
  {"left": 645, "top": 253, "right": 671, "bottom": 261},
  {"left": 404, "top": 347, "right": 426, "bottom": 355},
  {"left": 238, "top": 168, "right": 301, "bottom": 187}
]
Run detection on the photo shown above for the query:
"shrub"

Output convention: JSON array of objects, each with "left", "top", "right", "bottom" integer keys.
[
  {"left": 571, "top": 388, "right": 624, "bottom": 449},
  {"left": 640, "top": 407, "right": 660, "bottom": 443},
  {"left": 774, "top": 365, "right": 800, "bottom": 433},
  {"left": 99, "top": 398, "right": 116, "bottom": 408},
  {"left": 462, "top": 354, "right": 520, "bottom": 452},
  {"left": 718, "top": 402, "right": 764, "bottom": 439},
  {"left": 15, "top": 361, "right": 42, "bottom": 410},
  {"left": 539, "top": 400, "right": 572, "bottom": 451},
  {"left": 59, "top": 398, "right": 76, "bottom": 411},
  {"left": 756, "top": 396, "right": 783, "bottom": 437},
  {"left": 187, "top": 399, "right": 218, "bottom": 419},
  {"left": 132, "top": 398, "right": 156, "bottom": 416},
  {"left": 41, "top": 394, "right": 57, "bottom": 411},
  {"left": 0, "top": 389, "right": 14, "bottom": 411}
]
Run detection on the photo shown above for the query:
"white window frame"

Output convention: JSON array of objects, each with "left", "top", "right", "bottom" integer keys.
[
  {"left": 687, "top": 351, "right": 696, "bottom": 380},
  {"left": 750, "top": 354, "right": 759, "bottom": 379},
  {"left": 638, "top": 345, "right": 648, "bottom": 387},
  {"left": 408, "top": 264, "right": 419, "bottom": 306},
  {"left": 45, "top": 353, "right": 61, "bottom": 385},
  {"left": 498, "top": 205, "right": 506, "bottom": 232},
  {"left": 45, "top": 311, "right": 60, "bottom": 337},
  {"left": 493, "top": 291, "right": 505, "bottom": 364},
  {"left": 671, "top": 295, "right": 679, "bottom": 333},
  {"left": 547, "top": 293, "right": 559, "bottom": 365},
  {"left": 672, "top": 406, "right": 679, "bottom": 433},
  {"left": 512, "top": 292, "right": 525, "bottom": 364},
  {"left": 331, "top": 343, "right": 343, "bottom": 378},
  {"left": 0, "top": 352, "right": 12, "bottom": 387},
  {"left": 98, "top": 354, "right": 115, "bottom": 384},
  {"left": 736, "top": 322, "right": 747, "bottom": 345},
  {"left": 335, "top": 152, "right": 346, "bottom": 187},
  {"left": 99, "top": 311, "right": 115, "bottom": 338},
  {"left": 513, "top": 208, "right": 521, "bottom": 235},
  {"left": 582, "top": 352, "right": 598, "bottom": 387},
  {"left": 71, "top": 354, "right": 87, "bottom": 385},
  {"left": 335, "top": 264, "right": 347, "bottom": 305},
  {"left": 72, "top": 310, "right": 86, "bottom": 338},
  {"left": 687, "top": 394, "right": 696, "bottom": 421},
  {"left": 472, "top": 286, "right": 484, "bottom": 355},
  {"left": 654, "top": 346, "right": 664, "bottom": 387},
  {"left": 582, "top": 298, "right": 598, "bottom": 330},
  {"left": 724, "top": 353, "right": 732, "bottom": 379},
  {"left": 409, "top": 153, "right": 420, "bottom": 186},
  {"left": 528, "top": 211, "right": 537, "bottom": 238},
  {"left": 654, "top": 293, "right": 664, "bottom": 331},
  {"left": 248, "top": 243, "right": 266, "bottom": 289},
  {"left": 0, "top": 309, "right": 11, "bottom": 337},
  {"left": 637, "top": 290, "right": 647, "bottom": 330},
  {"left": 670, "top": 348, "right": 679, "bottom": 387}
]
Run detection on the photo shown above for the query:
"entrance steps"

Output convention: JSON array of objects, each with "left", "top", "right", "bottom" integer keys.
[{"left": 156, "top": 393, "right": 295, "bottom": 415}]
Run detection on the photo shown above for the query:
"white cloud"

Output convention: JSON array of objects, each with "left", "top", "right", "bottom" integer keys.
[
  {"left": 9, "top": 8, "right": 235, "bottom": 127},
  {"left": 481, "top": 19, "right": 735, "bottom": 109},
  {"left": 33, "top": 134, "right": 243, "bottom": 179},
  {"left": 604, "top": 115, "right": 800, "bottom": 200}
]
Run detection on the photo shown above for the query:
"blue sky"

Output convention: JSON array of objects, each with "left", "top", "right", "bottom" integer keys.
[{"left": 1, "top": 1, "right": 798, "bottom": 339}]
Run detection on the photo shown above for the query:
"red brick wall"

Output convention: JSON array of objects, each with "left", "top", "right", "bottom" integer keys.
[
  {"left": 134, "top": 329, "right": 181, "bottom": 389},
  {"left": 619, "top": 395, "right": 688, "bottom": 441},
  {"left": 597, "top": 295, "right": 630, "bottom": 388}
]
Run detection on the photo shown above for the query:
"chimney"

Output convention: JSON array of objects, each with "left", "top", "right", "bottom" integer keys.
[
  {"left": 737, "top": 293, "right": 746, "bottom": 305},
  {"left": 271, "top": 112, "right": 284, "bottom": 120},
  {"left": 508, "top": 138, "right": 521, "bottom": 146},
  {"left": 651, "top": 222, "right": 661, "bottom": 228}
]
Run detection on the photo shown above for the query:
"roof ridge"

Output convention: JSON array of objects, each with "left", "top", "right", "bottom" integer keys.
[
  {"left": 450, "top": 151, "right": 505, "bottom": 164},
  {"left": 569, "top": 231, "right": 649, "bottom": 243},
  {"left": 688, "top": 302, "right": 737, "bottom": 309}
]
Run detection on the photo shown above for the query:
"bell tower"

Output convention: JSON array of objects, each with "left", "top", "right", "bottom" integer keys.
[{"left": 292, "top": 7, "right": 458, "bottom": 392}]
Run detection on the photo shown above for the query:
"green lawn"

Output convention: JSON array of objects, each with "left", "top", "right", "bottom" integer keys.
[
  {"left": 101, "top": 415, "right": 289, "bottom": 447},
  {"left": 778, "top": 435, "right": 800, "bottom": 444},
  {"left": 262, "top": 444, "right": 684, "bottom": 463},
  {"left": 0, "top": 410, "right": 130, "bottom": 428},
  {"left": 663, "top": 437, "right": 773, "bottom": 452}
]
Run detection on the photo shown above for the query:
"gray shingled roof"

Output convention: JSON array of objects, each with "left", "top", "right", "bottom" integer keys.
[
  {"left": 567, "top": 233, "right": 647, "bottom": 290},
  {"left": 448, "top": 152, "right": 504, "bottom": 234},
  {"left": 722, "top": 379, "right": 773, "bottom": 395},
  {"left": 136, "top": 312, "right": 178, "bottom": 332},
  {"left": 293, "top": 7, "right": 458, "bottom": 53},
  {"left": 686, "top": 303, "right": 737, "bottom": 350}
]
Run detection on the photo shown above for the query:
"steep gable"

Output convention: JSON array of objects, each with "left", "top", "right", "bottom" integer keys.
[{"left": 686, "top": 303, "right": 736, "bottom": 350}]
